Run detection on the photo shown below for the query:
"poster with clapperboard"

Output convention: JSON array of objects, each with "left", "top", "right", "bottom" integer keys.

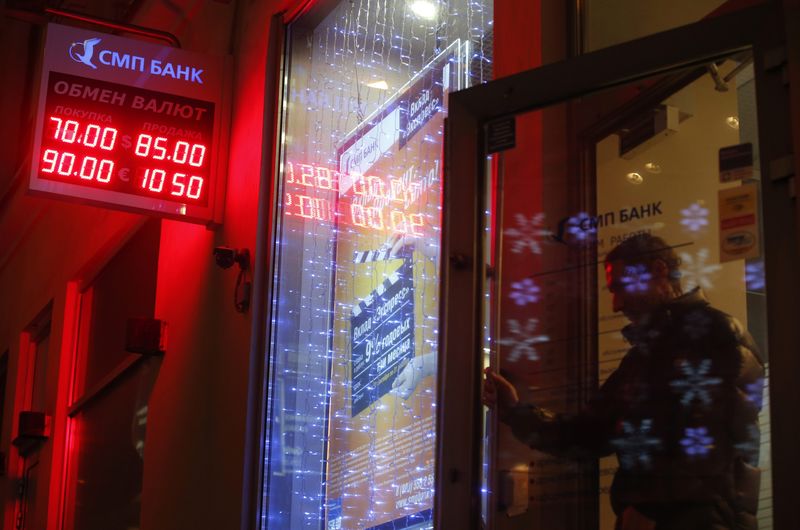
[{"left": 324, "top": 40, "right": 465, "bottom": 530}]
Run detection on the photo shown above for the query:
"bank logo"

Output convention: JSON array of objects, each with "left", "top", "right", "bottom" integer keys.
[{"left": 69, "top": 37, "right": 102, "bottom": 69}]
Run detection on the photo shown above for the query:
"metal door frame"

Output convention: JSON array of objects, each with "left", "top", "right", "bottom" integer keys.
[{"left": 436, "top": 4, "right": 799, "bottom": 529}]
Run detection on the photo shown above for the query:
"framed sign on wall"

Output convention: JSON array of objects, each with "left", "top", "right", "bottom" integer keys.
[{"left": 29, "top": 23, "right": 231, "bottom": 225}]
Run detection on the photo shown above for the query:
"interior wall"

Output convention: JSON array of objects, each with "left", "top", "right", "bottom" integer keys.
[
  {"left": 0, "top": 1, "right": 286, "bottom": 529},
  {"left": 134, "top": 1, "right": 281, "bottom": 529},
  {"left": 583, "top": 0, "right": 728, "bottom": 52}
]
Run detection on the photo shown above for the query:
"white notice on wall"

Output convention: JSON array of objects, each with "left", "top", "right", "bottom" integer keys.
[{"left": 718, "top": 183, "right": 760, "bottom": 262}]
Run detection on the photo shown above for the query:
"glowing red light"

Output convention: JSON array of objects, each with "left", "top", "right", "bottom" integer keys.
[
  {"left": 40, "top": 114, "right": 209, "bottom": 204},
  {"left": 57, "top": 152, "right": 76, "bottom": 176},
  {"left": 41, "top": 147, "right": 115, "bottom": 184},
  {"left": 41, "top": 149, "right": 59, "bottom": 173},
  {"left": 34, "top": 71, "right": 217, "bottom": 215},
  {"left": 48, "top": 116, "right": 118, "bottom": 150},
  {"left": 282, "top": 162, "right": 430, "bottom": 236},
  {"left": 141, "top": 168, "right": 205, "bottom": 200},
  {"left": 134, "top": 134, "right": 207, "bottom": 167}
]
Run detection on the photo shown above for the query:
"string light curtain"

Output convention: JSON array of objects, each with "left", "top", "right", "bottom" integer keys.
[{"left": 261, "top": 1, "right": 492, "bottom": 529}]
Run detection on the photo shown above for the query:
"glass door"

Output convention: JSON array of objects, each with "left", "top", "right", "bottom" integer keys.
[{"left": 437, "top": 6, "right": 797, "bottom": 530}]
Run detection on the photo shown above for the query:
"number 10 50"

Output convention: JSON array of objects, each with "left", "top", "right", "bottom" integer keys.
[{"left": 141, "top": 169, "right": 204, "bottom": 200}]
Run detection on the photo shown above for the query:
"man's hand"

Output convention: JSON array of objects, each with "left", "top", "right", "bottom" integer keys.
[{"left": 482, "top": 367, "right": 519, "bottom": 417}]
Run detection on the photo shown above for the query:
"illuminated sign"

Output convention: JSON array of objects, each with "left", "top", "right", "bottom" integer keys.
[{"left": 29, "top": 23, "right": 229, "bottom": 224}]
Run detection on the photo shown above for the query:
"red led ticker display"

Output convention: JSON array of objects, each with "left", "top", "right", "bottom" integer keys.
[
  {"left": 35, "top": 72, "right": 215, "bottom": 207},
  {"left": 283, "top": 162, "right": 426, "bottom": 236}
]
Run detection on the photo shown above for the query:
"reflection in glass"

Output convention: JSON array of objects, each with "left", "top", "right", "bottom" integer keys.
[
  {"left": 262, "top": 1, "right": 493, "bottom": 529},
  {"left": 484, "top": 55, "right": 773, "bottom": 530}
]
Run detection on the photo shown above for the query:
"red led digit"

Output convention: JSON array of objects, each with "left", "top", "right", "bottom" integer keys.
[
  {"left": 79, "top": 156, "right": 98, "bottom": 180},
  {"left": 366, "top": 206, "right": 385, "bottom": 230},
  {"left": 298, "top": 195, "right": 315, "bottom": 219},
  {"left": 150, "top": 169, "right": 166, "bottom": 192},
  {"left": 62, "top": 120, "right": 79, "bottom": 143},
  {"left": 100, "top": 127, "right": 118, "bottom": 151},
  {"left": 57, "top": 152, "right": 76, "bottom": 176},
  {"left": 367, "top": 176, "right": 386, "bottom": 199},
  {"left": 285, "top": 162, "right": 296, "bottom": 184},
  {"left": 97, "top": 160, "right": 114, "bottom": 183},
  {"left": 152, "top": 137, "right": 168, "bottom": 160},
  {"left": 317, "top": 198, "right": 332, "bottom": 221},
  {"left": 351, "top": 204, "right": 366, "bottom": 227},
  {"left": 171, "top": 173, "right": 186, "bottom": 196},
  {"left": 142, "top": 168, "right": 167, "bottom": 192},
  {"left": 390, "top": 210, "right": 408, "bottom": 233},
  {"left": 187, "top": 176, "right": 203, "bottom": 200},
  {"left": 41, "top": 149, "right": 59, "bottom": 173},
  {"left": 83, "top": 124, "right": 101, "bottom": 148},
  {"left": 315, "top": 167, "right": 333, "bottom": 190},
  {"left": 284, "top": 192, "right": 295, "bottom": 215},
  {"left": 135, "top": 134, "right": 153, "bottom": 157},
  {"left": 298, "top": 164, "right": 314, "bottom": 186},
  {"left": 173, "top": 141, "right": 190, "bottom": 164},
  {"left": 49, "top": 116, "right": 63, "bottom": 139},
  {"left": 409, "top": 213, "right": 424, "bottom": 236},
  {"left": 189, "top": 144, "right": 206, "bottom": 167}
]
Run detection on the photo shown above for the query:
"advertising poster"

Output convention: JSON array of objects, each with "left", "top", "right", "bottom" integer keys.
[{"left": 323, "top": 41, "right": 464, "bottom": 530}]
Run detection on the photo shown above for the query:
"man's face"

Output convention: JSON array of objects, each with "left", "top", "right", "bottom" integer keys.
[{"left": 605, "top": 260, "right": 661, "bottom": 323}]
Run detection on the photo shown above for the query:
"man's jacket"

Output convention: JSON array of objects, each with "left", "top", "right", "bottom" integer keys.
[{"left": 503, "top": 289, "right": 764, "bottom": 528}]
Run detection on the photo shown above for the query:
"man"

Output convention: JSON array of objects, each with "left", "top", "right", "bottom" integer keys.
[{"left": 484, "top": 234, "right": 764, "bottom": 530}]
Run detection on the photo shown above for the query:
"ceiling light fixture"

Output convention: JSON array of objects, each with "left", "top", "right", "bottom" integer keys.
[
  {"left": 644, "top": 162, "right": 662, "bottom": 174},
  {"left": 409, "top": 1, "right": 438, "bottom": 20},
  {"left": 626, "top": 172, "right": 644, "bottom": 185}
]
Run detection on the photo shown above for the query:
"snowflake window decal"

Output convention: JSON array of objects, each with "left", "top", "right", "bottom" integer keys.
[
  {"left": 679, "top": 248, "right": 721, "bottom": 291},
  {"left": 680, "top": 203, "right": 710, "bottom": 233},
  {"left": 680, "top": 427, "right": 715, "bottom": 457},
  {"left": 669, "top": 359, "right": 722, "bottom": 406},
  {"left": 509, "top": 278, "right": 541, "bottom": 306},
  {"left": 497, "top": 318, "right": 549, "bottom": 362},
  {"left": 504, "top": 213, "right": 550, "bottom": 255},
  {"left": 611, "top": 419, "right": 662, "bottom": 470},
  {"left": 621, "top": 264, "right": 652, "bottom": 293},
  {"left": 565, "top": 212, "right": 597, "bottom": 244}
]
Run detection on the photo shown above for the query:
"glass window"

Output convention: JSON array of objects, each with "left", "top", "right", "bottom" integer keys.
[
  {"left": 262, "top": 1, "right": 492, "bottom": 528},
  {"left": 63, "top": 220, "right": 160, "bottom": 530},
  {"left": 73, "top": 222, "right": 160, "bottom": 396}
]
